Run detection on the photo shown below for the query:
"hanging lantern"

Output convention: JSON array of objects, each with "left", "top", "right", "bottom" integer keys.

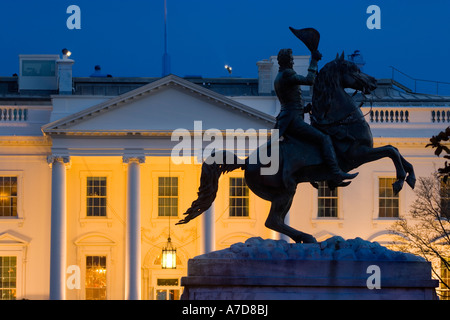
[{"left": 161, "top": 237, "right": 177, "bottom": 269}]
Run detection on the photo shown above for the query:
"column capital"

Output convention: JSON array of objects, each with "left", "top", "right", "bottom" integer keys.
[
  {"left": 47, "top": 155, "right": 71, "bottom": 167},
  {"left": 123, "top": 155, "right": 146, "bottom": 164}
]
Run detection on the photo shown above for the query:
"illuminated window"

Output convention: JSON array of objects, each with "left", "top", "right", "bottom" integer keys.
[
  {"left": 229, "top": 177, "right": 249, "bottom": 217},
  {"left": 155, "top": 278, "right": 180, "bottom": 300},
  {"left": 440, "top": 258, "right": 450, "bottom": 300},
  {"left": 0, "top": 256, "right": 16, "bottom": 300},
  {"left": 317, "top": 181, "right": 338, "bottom": 218},
  {"left": 158, "top": 177, "right": 178, "bottom": 217},
  {"left": 86, "top": 177, "right": 107, "bottom": 217},
  {"left": 85, "top": 256, "right": 107, "bottom": 300},
  {"left": 0, "top": 177, "right": 17, "bottom": 217},
  {"left": 379, "top": 177, "right": 399, "bottom": 218}
]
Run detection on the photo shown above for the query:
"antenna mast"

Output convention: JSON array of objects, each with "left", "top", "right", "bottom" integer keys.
[{"left": 162, "top": 0, "right": 171, "bottom": 76}]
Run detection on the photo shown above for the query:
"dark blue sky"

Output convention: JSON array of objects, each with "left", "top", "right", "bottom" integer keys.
[{"left": 1, "top": 0, "right": 449, "bottom": 90}]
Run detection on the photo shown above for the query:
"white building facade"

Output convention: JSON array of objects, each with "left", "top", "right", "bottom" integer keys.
[{"left": 0, "top": 54, "right": 448, "bottom": 300}]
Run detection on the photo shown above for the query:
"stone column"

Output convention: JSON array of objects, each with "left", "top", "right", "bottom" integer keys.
[
  {"left": 48, "top": 155, "right": 70, "bottom": 300},
  {"left": 201, "top": 202, "right": 215, "bottom": 254},
  {"left": 123, "top": 156, "right": 145, "bottom": 300}
]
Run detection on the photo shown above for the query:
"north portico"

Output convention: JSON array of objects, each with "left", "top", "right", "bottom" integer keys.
[{"left": 42, "top": 74, "right": 275, "bottom": 299}]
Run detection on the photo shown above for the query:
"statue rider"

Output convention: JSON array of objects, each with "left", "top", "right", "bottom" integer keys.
[{"left": 274, "top": 48, "right": 358, "bottom": 188}]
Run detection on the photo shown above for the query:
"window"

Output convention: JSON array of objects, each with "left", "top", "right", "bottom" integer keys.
[
  {"left": 0, "top": 177, "right": 17, "bottom": 217},
  {"left": 440, "top": 258, "right": 450, "bottom": 300},
  {"left": 22, "top": 60, "right": 56, "bottom": 77},
  {"left": 379, "top": 177, "right": 399, "bottom": 218},
  {"left": 317, "top": 181, "right": 338, "bottom": 218},
  {"left": 86, "top": 177, "right": 107, "bottom": 217},
  {"left": 85, "top": 255, "right": 107, "bottom": 300},
  {"left": 158, "top": 177, "right": 178, "bottom": 217},
  {"left": 229, "top": 177, "right": 249, "bottom": 217},
  {"left": 155, "top": 278, "right": 180, "bottom": 300},
  {"left": 0, "top": 256, "right": 16, "bottom": 300}
]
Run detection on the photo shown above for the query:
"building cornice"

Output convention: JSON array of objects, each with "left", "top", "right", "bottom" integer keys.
[{"left": 0, "top": 135, "right": 51, "bottom": 146}]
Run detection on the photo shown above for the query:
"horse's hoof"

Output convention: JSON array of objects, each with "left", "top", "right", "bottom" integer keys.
[
  {"left": 392, "top": 180, "right": 404, "bottom": 195},
  {"left": 406, "top": 175, "right": 416, "bottom": 189},
  {"left": 328, "top": 180, "right": 352, "bottom": 191},
  {"left": 295, "top": 234, "right": 317, "bottom": 244}
]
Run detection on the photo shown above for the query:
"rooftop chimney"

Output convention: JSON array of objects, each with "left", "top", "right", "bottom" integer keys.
[
  {"left": 257, "top": 55, "right": 311, "bottom": 95},
  {"left": 57, "top": 49, "right": 74, "bottom": 95},
  {"left": 256, "top": 59, "right": 274, "bottom": 95}
]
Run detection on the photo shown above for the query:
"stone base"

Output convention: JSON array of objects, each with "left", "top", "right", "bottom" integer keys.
[{"left": 181, "top": 237, "right": 439, "bottom": 300}]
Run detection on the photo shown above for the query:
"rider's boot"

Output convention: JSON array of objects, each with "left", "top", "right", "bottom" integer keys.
[{"left": 321, "top": 137, "right": 358, "bottom": 183}]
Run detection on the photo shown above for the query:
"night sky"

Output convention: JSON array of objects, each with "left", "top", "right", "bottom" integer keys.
[{"left": 1, "top": 0, "right": 449, "bottom": 91}]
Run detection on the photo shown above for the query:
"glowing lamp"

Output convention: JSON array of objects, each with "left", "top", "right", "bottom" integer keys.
[
  {"left": 161, "top": 237, "right": 177, "bottom": 269},
  {"left": 62, "top": 48, "right": 72, "bottom": 58}
]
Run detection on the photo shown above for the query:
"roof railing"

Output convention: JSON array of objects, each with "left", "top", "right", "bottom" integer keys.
[{"left": 389, "top": 66, "right": 450, "bottom": 95}]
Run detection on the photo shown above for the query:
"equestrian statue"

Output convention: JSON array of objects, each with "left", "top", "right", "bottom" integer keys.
[{"left": 176, "top": 27, "right": 416, "bottom": 244}]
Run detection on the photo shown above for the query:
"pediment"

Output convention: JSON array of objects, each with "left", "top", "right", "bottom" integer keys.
[
  {"left": 42, "top": 75, "right": 275, "bottom": 135},
  {"left": 0, "top": 231, "right": 30, "bottom": 246},
  {"left": 219, "top": 233, "right": 255, "bottom": 247},
  {"left": 74, "top": 233, "right": 116, "bottom": 246},
  {"left": 367, "top": 231, "right": 399, "bottom": 246},
  {"left": 314, "top": 231, "right": 338, "bottom": 242}
]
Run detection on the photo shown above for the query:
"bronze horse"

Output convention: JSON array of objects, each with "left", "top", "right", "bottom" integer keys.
[{"left": 177, "top": 53, "right": 416, "bottom": 243}]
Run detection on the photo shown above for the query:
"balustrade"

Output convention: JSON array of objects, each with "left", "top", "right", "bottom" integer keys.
[
  {"left": 369, "top": 109, "right": 409, "bottom": 123},
  {"left": 0, "top": 107, "right": 28, "bottom": 122}
]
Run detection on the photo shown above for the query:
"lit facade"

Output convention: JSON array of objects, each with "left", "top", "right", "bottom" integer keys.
[{"left": 0, "top": 54, "right": 449, "bottom": 300}]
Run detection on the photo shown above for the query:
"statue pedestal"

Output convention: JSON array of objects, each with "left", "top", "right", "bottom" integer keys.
[{"left": 181, "top": 237, "right": 438, "bottom": 300}]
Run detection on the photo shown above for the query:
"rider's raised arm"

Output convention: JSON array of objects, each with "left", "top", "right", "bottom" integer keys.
[
  {"left": 293, "top": 53, "right": 321, "bottom": 86},
  {"left": 289, "top": 57, "right": 319, "bottom": 86}
]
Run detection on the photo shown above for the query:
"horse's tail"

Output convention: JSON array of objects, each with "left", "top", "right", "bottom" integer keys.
[{"left": 176, "top": 151, "right": 245, "bottom": 225}]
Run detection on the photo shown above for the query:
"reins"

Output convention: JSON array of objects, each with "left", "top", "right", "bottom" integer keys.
[{"left": 311, "top": 89, "right": 373, "bottom": 128}]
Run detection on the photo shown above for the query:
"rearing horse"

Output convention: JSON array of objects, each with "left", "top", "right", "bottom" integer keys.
[{"left": 177, "top": 53, "right": 416, "bottom": 244}]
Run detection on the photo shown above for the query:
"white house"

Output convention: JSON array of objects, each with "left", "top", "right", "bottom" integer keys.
[{"left": 0, "top": 53, "right": 448, "bottom": 300}]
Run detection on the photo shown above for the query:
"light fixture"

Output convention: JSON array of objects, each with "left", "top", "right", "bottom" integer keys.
[
  {"left": 225, "top": 65, "right": 232, "bottom": 75},
  {"left": 161, "top": 236, "right": 177, "bottom": 269},
  {"left": 62, "top": 48, "right": 72, "bottom": 58},
  {"left": 161, "top": 158, "right": 177, "bottom": 269}
]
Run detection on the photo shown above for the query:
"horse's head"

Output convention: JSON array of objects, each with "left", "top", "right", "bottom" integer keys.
[
  {"left": 312, "top": 52, "right": 378, "bottom": 124},
  {"left": 333, "top": 52, "right": 377, "bottom": 94}
]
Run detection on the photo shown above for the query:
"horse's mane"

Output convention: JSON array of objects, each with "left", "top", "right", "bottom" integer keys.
[{"left": 312, "top": 60, "right": 342, "bottom": 121}]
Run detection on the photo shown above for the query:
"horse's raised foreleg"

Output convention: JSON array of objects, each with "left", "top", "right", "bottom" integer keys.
[
  {"left": 349, "top": 144, "right": 407, "bottom": 194},
  {"left": 399, "top": 153, "right": 416, "bottom": 189},
  {"left": 265, "top": 193, "right": 317, "bottom": 243}
]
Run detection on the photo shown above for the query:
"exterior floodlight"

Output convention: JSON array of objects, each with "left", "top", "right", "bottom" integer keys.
[
  {"left": 225, "top": 65, "right": 232, "bottom": 74},
  {"left": 62, "top": 48, "right": 72, "bottom": 58}
]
